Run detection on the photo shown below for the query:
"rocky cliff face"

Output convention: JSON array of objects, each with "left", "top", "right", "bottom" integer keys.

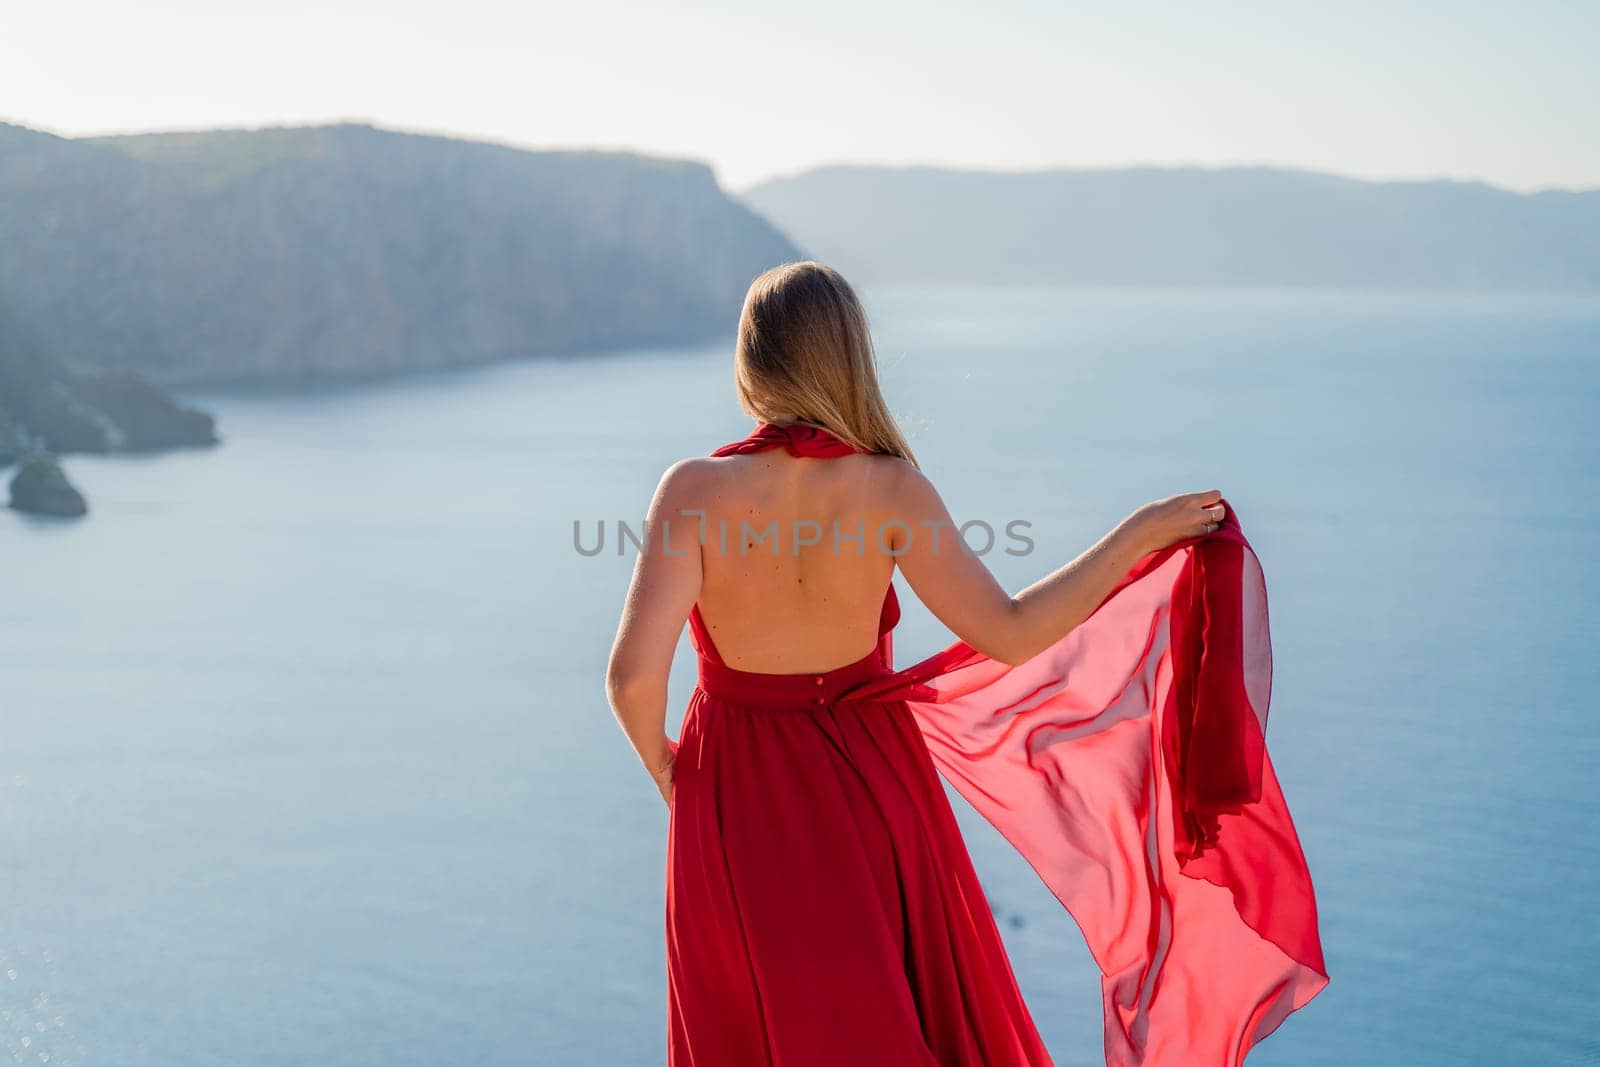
[{"left": 0, "top": 123, "right": 801, "bottom": 384}]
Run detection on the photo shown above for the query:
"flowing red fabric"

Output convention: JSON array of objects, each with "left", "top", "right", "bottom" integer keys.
[{"left": 665, "top": 423, "right": 1327, "bottom": 1067}]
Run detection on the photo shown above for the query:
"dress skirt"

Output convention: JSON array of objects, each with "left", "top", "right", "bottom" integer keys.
[{"left": 666, "top": 648, "right": 1055, "bottom": 1066}]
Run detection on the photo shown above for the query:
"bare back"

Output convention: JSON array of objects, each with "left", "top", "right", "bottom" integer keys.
[{"left": 689, "top": 450, "right": 907, "bottom": 673}]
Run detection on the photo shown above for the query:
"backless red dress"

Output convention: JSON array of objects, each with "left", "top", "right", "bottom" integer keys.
[{"left": 664, "top": 423, "right": 1327, "bottom": 1067}]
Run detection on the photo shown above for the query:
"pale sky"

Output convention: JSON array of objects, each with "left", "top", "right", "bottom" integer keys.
[{"left": 3, "top": 1, "right": 1597, "bottom": 192}]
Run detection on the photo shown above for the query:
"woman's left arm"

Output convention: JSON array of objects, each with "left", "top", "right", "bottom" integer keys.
[{"left": 606, "top": 459, "right": 706, "bottom": 805}]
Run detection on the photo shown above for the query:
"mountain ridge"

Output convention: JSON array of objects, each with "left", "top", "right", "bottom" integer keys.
[
  {"left": 742, "top": 160, "right": 1600, "bottom": 199},
  {"left": 742, "top": 164, "right": 1600, "bottom": 290}
]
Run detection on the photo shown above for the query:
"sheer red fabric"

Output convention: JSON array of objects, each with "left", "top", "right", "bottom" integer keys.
[{"left": 665, "top": 423, "right": 1326, "bottom": 1066}]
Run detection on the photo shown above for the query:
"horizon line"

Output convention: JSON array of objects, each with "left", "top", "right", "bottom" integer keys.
[{"left": 5, "top": 114, "right": 1596, "bottom": 199}]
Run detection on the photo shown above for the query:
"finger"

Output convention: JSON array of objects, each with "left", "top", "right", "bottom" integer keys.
[
  {"left": 1188, "top": 489, "right": 1222, "bottom": 506},
  {"left": 1205, "top": 503, "right": 1226, "bottom": 522}
]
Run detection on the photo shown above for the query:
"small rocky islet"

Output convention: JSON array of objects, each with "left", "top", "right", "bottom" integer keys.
[
  {"left": 2, "top": 353, "right": 218, "bottom": 518},
  {"left": 8, "top": 453, "right": 88, "bottom": 517}
]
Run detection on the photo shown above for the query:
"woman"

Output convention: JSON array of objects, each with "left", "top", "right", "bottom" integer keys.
[{"left": 607, "top": 262, "right": 1326, "bottom": 1066}]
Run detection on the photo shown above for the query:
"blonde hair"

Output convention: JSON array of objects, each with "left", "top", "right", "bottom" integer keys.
[{"left": 734, "top": 261, "right": 917, "bottom": 465}]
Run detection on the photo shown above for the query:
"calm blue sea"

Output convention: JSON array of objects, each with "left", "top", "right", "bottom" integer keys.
[{"left": 2, "top": 288, "right": 1597, "bottom": 1066}]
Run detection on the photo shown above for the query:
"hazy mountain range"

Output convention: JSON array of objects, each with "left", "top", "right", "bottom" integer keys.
[
  {"left": 743, "top": 165, "right": 1600, "bottom": 290},
  {"left": 5, "top": 124, "right": 1596, "bottom": 513},
  {"left": 0, "top": 122, "right": 799, "bottom": 386}
]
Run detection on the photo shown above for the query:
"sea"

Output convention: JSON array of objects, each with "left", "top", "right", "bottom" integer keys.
[{"left": 3, "top": 287, "right": 1597, "bottom": 1066}]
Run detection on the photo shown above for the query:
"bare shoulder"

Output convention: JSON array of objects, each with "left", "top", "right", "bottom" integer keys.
[
  {"left": 861, "top": 454, "right": 941, "bottom": 513},
  {"left": 649, "top": 457, "right": 720, "bottom": 511}
]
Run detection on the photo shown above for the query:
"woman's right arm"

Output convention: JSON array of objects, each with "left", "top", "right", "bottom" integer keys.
[{"left": 890, "top": 466, "right": 1225, "bottom": 666}]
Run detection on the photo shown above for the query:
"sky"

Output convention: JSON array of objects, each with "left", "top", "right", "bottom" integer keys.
[{"left": 2, "top": 1, "right": 1597, "bottom": 192}]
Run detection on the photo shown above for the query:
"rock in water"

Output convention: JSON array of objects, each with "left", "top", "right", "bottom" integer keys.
[
  {"left": 72, "top": 372, "right": 218, "bottom": 451},
  {"left": 9, "top": 453, "right": 88, "bottom": 517}
]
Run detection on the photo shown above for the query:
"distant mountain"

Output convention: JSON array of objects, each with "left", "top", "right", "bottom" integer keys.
[
  {"left": 0, "top": 123, "right": 800, "bottom": 384},
  {"left": 742, "top": 165, "right": 1600, "bottom": 291}
]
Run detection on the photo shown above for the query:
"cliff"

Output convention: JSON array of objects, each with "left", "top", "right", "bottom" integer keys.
[{"left": 0, "top": 122, "right": 801, "bottom": 384}]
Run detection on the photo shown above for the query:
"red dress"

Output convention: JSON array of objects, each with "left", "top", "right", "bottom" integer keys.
[{"left": 665, "top": 423, "right": 1327, "bottom": 1067}]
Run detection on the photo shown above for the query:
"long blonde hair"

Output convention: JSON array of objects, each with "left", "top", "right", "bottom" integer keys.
[{"left": 733, "top": 261, "right": 917, "bottom": 465}]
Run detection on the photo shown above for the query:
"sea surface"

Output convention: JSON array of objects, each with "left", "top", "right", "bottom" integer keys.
[{"left": 3, "top": 288, "right": 1597, "bottom": 1066}]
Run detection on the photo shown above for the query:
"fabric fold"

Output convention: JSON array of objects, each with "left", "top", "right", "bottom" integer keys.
[{"left": 848, "top": 508, "right": 1327, "bottom": 1066}]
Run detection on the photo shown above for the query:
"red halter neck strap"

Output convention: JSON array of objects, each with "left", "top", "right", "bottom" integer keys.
[{"left": 710, "top": 422, "right": 863, "bottom": 459}]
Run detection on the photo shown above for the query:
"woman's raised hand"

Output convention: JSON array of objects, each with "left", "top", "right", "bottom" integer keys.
[{"left": 1127, "top": 491, "right": 1227, "bottom": 553}]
